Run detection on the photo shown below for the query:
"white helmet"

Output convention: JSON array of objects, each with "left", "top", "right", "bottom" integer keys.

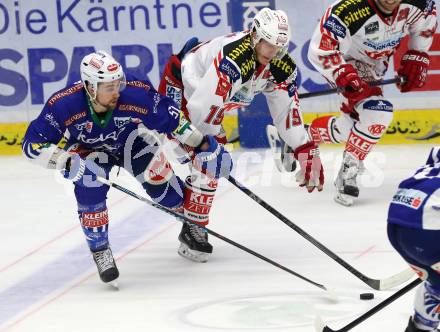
[
  {"left": 80, "top": 50, "right": 125, "bottom": 100},
  {"left": 251, "top": 8, "right": 291, "bottom": 52}
]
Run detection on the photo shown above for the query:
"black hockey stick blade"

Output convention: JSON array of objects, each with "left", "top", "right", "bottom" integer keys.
[
  {"left": 96, "top": 176, "right": 330, "bottom": 292},
  {"left": 298, "top": 77, "right": 402, "bottom": 99},
  {"left": 228, "top": 175, "right": 414, "bottom": 290},
  {"left": 315, "top": 278, "right": 422, "bottom": 332}
]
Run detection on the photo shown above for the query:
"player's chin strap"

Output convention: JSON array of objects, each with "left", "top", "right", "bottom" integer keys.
[
  {"left": 96, "top": 176, "right": 332, "bottom": 293},
  {"left": 227, "top": 175, "right": 415, "bottom": 291},
  {"left": 315, "top": 278, "right": 422, "bottom": 332}
]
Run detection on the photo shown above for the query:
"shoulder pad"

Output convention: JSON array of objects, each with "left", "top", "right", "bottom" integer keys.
[
  {"left": 269, "top": 54, "right": 297, "bottom": 84},
  {"left": 223, "top": 35, "right": 255, "bottom": 83},
  {"left": 330, "top": 0, "right": 375, "bottom": 35},
  {"left": 47, "top": 83, "right": 83, "bottom": 107},
  {"left": 126, "top": 80, "right": 152, "bottom": 91},
  {"left": 402, "top": 0, "right": 434, "bottom": 12}
]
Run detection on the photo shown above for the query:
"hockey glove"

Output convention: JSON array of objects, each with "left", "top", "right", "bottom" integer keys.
[
  {"left": 334, "top": 64, "right": 382, "bottom": 112},
  {"left": 294, "top": 142, "right": 324, "bottom": 193},
  {"left": 62, "top": 153, "right": 105, "bottom": 187},
  {"left": 192, "top": 135, "right": 233, "bottom": 179},
  {"left": 397, "top": 50, "right": 429, "bottom": 93}
]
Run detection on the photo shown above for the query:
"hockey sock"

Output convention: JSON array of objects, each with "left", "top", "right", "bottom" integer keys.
[
  {"left": 308, "top": 115, "right": 339, "bottom": 144},
  {"left": 78, "top": 201, "right": 109, "bottom": 252},
  {"left": 413, "top": 282, "right": 440, "bottom": 330},
  {"left": 183, "top": 172, "right": 218, "bottom": 226}
]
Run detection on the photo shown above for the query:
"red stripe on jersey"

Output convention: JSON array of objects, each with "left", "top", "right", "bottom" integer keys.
[{"left": 320, "top": 7, "right": 332, "bottom": 34}]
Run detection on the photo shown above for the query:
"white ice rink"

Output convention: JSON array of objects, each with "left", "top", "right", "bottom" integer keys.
[{"left": 0, "top": 144, "right": 435, "bottom": 332}]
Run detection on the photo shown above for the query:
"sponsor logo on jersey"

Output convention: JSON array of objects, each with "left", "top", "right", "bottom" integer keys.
[
  {"left": 64, "top": 111, "right": 87, "bottom": 126},
  {"left": 426, "top": 0, "right": 435, "bottom": 15},
  {"left": 363, "top": 37, "right": 402, "bottom": 50},
  {"left": 397, "top": 8, "right": 409, "bottom": 21},
  {"left": 77, "top": 127, "right": 126, "bottom": 144},
  {"left": 324, "top": 16, "right": 347, "bottom": 38},
  {"left": 75, "top": 121, "right": 93, "bottom": 133},
  {"left": 334, "top": 3, "right": 372, "bottom": 27},
  {"left": 114, "top": 117, "right": 131, "bottom": 128},
  {"left": 287, "top": 83, "right": 297, "bottom": 97},
  {"left": 126, "top": 80, "right": 151, "bottom": 91},
  {"left": 48, "top": 84, "right": 83, "bottom": 106},
  {"left": 319, "top": 34, "right": 338, "bottom": 51},
  {"left": 215, "top": 77, "right": 232, "bottom": 97},
  {"left": 270, "top": 58, "right": 294, "bottom": 75},
  {"left": 365, "top": 21, "right": 379, "bottom": 34},
  {"left": 368, "top": 124, "right": 386, "bottom": 136},
  {"left": 119, "top": 104, "right": 148, "bottom": 115},
  {"left": 240, "top": 56, "right": 255, "bottom": 79},
  {"left": 227, "top": 36, "right": 252, "bottom": 62},
  {"left": 230, "top": 90, "right": 253, "bottom": 105},
  {"left": 166, "top": 85, "right": 182, "bottom": 107},
  {"left": 333, "top": 0, "right": 363, "bottom": 16},
  {"left": 219, "top": 58, "right": 240, "bottom": 82},
  {"left": 363, "top": 100, "right": 393, "bottom": 112},
  {"left": 392, "top": 188, "right": 427, "bottom": 209},
  {"left": 44, "top": 113, "right": 61, "bottom": 131}
]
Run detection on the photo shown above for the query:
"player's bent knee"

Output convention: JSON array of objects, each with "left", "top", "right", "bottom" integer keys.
[
  {"left": 143, "top": 175, "right": 185, "bottom": 209},
  {"left": 357, "top": 98, "right": 393, "bottom": 139}
]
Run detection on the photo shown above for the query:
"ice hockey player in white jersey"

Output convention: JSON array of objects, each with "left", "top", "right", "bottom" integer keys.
[
  {"left": 387, "top": 147, "right": 440, "bottom": 331},
  {"left": 306, "top": 0, "right": 437, "bottom": 206},
  {"left": 159, "top": 7, "right": 325, "bottom": 262}
]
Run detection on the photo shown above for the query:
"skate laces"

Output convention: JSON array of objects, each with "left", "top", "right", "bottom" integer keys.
[
  {"left": 93, "top": 248, "right": 115, "bottom": 271},
  {"left": 342, "top": 155, "right": 359, "bottom": 182},
  {"left": 189, "top": 224, "right": 208, "bottom": 243}
]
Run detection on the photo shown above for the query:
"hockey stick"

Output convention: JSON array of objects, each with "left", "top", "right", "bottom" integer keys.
[
  {"left": 315, "top": 278, "right": 421, "bottom": 332},
  {"left": 298, "top": 77, "right": 402, "bottom": 99},
  {"left": 227, "top": 175, "right": 414, "bottom": 290},
  {"left": 227, "top": 77, "right": 403, "bottom": 144},
  {"left": 96, "top": 176, "right": 331, "bottom": 292}
]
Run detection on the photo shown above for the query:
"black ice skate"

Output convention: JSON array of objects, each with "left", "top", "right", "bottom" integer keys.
[
  {"left": 334, "top": 152, "right": 360, "bottom": 206},
  {"left": 92, "top": 247, "right": 119, "bottom": 286},
  {"left": 178, "top": 222, "right": 213, "bottom": 263},
  {"left": 405, "top": 317, "right": 438, "bottom": 332}
]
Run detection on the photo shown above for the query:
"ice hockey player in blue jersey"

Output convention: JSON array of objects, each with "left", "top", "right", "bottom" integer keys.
[
  {"left": 22, "top": 51, "right": 232, "bottom": 285},
  {"left": 387, "top": 147, "right": 440, "bottom": 331}
]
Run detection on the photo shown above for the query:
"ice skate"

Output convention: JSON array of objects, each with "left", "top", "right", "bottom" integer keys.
[
  {"left": 334, "top": 152, "right": 360, "bottom": 207},
  {"left": 92, "top": 247, "right": 119, "bottom": 286},
  {"left": 178, "top": 222, "right": 213, "bottom": 263}
]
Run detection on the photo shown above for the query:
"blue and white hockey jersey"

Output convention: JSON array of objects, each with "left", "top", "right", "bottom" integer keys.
[
  {"left": 23, "top": 78, "right": 181, "bottom": 168},
  {"left": 388, "top": 147, "right": 440, "bottom": 230}
]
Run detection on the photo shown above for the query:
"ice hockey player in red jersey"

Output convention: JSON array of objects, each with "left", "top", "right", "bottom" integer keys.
[
  {"left": 307, "top": 0, "right": 437, "bottom": 206},
  {"left": 159, "top": 7, "right": 325, "bottom": 263}
]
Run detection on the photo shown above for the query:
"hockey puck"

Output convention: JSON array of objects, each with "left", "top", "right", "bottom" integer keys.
[{"left": 359, "top": 293, "right": 374, "bottom": 300}]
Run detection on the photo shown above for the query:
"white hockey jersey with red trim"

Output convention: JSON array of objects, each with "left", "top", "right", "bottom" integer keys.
[
  {"left": 180, "top": 31, "right": 309, "bottom": 150},
  {"left": 308, "top": 0, "right": 437, "bottom": 84}
]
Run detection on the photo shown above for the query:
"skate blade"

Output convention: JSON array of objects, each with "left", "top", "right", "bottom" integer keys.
[
  {"left": 178, "top": 244, "right": 210, "bottom": 263},
  {"left": 334, "top": 192, "right": 354, "bottom": 207},
  {"left": 108, "top": 280, "right": 119, "bottom": 290},
  {"left": 266, "top": 125, "right": 285, "bottom": 173}
]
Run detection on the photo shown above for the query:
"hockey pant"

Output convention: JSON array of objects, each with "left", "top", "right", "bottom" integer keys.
[
  {"left": 74, "top": 136, "right": 185, "bottom": 252},
  {"left": 388, "top": 223, "right": 440, "bottom": 330}
]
